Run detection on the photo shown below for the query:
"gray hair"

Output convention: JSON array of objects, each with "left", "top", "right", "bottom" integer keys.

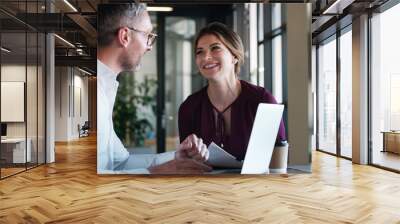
[{"left": 97, "top": 3, "right": 147, "bottom": 48}]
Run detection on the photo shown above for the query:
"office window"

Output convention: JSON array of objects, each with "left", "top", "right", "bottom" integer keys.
[
  {"left": 1, "top": 26, "right": 28, "bottom": 178},
  {"left": 164, "top": 17, "right": 198, "bottom": 152},
  {"left": 317, "top": 36, "right": 337, "bottom": 154},
  {"left": 249, "top": 4, "right": 258, "bottom": 85},
  {"left": 257, "top": 4, "right": 264, "bottom": 87},
  {"left": 37, "top": 33, "right": 45, "bottom": 165},
  {"left": 340, "top": 28, "right": 352, "bottom": 158},
  {"left": 271, "top": 4, "right": 283, "bottom": 103},
  {"left": 258, "top": 43, "right": 265, "bottom": 87},
  {"left": 0, "top": 1, "right": 46, "bottom": 179},
  {"left": 271, "top": 4, "right": 281, "bottom": 30},
  {"left": 371, "top": 3, "right": 400, "bottom": 171},
  {"left": 259, "top": 4, "right": 284, "bottom": 102},
  {"left": 27, "top": 31, "right": 39, "bottom": 170},
  {"left": 272, "top": 35, "right": 283, "bottom": 103}
]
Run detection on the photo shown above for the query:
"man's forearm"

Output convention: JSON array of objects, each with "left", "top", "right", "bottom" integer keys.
[{"left": 151, "top": 151, "right": 176, "bottom": 166}]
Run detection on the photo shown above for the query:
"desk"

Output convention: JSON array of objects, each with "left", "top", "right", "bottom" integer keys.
[
  {"left": 382, "top": 131, "right": 400, "bottom": 154},
  {"left": 1, "top": 138, "right": 31, "bottom": 163}
]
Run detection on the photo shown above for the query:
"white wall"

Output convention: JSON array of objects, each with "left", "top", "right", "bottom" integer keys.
[
  {"left": 54, "top": 66, "right": 89, "bottom": 141},
  {"left": 55, "top": 66, "right": 68, "bottom": 141},
  {"left": 1, "top": 65, "right": 26, "bottom": 139},
  {"left": 1, "top": 65, "right": 40, "bottom": 138},
  {"left": 1, "top": 64, "right": 25, "bottom": 128},
  {"left": 72, "top": 72, "right": 89, "bottom": 138}
]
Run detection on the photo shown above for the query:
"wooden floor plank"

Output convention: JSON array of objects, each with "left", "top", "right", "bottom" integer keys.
[{"left": 1, "top": 134, "right": 400, "bottom": 223}]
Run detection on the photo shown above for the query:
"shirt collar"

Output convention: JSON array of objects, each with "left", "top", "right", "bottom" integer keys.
[
  {"left": 97, "top": 59, "right": 120, "bottom": 107},
  {"left": 97, "top": 59, "right": 119, "bottom": 82}
]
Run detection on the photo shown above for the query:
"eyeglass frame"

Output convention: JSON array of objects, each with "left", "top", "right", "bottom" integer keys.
[{"left": 121, "top": 26, "right": 157, "bottom": 47}]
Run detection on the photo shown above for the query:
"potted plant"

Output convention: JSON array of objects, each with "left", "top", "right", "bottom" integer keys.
[{"left": 113, "top": 73, "right": 157, "bottom": 147}]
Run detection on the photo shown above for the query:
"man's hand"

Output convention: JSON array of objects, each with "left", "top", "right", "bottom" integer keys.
[
  {"left": 175, "top": 134, "right": 209, "bottom": 162},
  {"left": 148, "top": 158, "right": 212, "bottom": 174}
]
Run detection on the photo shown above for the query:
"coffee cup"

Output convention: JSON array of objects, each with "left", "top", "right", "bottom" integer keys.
[{"left": 269, "top": 143, "right": 289, "bottom": 174}]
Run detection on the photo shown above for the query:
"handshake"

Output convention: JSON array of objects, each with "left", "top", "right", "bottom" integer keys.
[{"left": 148, "top": 134, "right": 212, "bottom": 174}]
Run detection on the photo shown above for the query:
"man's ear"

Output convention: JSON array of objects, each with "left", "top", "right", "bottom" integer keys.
[{"left": 117, "top": 27, "right": 130, "bottom": 48}]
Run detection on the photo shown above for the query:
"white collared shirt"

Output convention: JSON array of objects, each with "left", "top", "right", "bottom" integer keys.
[{"left": 97, "top": 60, "right": 174, "bottom": 174}]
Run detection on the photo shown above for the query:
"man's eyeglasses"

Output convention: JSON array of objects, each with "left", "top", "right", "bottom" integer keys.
[{"left": 125, "top": 26, "right": 157, "bottom": 47}]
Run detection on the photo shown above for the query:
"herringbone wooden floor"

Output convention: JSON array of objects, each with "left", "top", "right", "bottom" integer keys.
[{"left": 1, "top": 134, "right": 400, "bottom": 223}]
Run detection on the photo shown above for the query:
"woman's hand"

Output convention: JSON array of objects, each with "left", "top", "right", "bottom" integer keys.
[{"left": 175, "top": 134, "right": 209, "bottom": 162}]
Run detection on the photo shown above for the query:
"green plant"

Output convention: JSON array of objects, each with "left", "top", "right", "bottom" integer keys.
[{"left": 113, "top": 73, "right": 157, "bottom": 147}]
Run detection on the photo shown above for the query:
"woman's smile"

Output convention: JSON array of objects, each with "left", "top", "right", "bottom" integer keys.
[{"left": 201, "top": 62, "right": 221, "bottom": 73}]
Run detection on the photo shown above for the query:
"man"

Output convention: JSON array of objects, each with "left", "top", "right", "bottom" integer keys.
[{"left": 97, "top": 3, "right": 210, "bottom": 174}]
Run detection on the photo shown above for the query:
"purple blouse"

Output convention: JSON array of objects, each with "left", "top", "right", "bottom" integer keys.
[{"left": 178, "top": 80, "right": 287, "bottom": 161}]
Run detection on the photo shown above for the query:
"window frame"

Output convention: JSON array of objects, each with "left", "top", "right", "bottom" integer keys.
[{"left": 315, "top": 23, "right": 353, "bottom": 161}]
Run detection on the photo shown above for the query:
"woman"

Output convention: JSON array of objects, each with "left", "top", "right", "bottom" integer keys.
[{"left": 178, "top": 22, "right": 287, "bottom": 161}]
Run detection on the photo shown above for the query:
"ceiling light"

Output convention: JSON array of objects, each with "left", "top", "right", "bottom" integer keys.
[
  {"left": 147, "top": 7, "right": 173, "bottom": 12},
  {"left": 1, "top": 47, "right": 11, "bottom": 53},
  {"left": 54, "top": 34, "right": 75, "bottom": 48},
  {"left": 63, "top": 0, "right": 78, "bottom": 12},
  {"left": 322, "top": 0, "right": 354, "bottom": 15},
  {"left": 323, "top": 0, "right": 341, "bottom": 14},
  {"left": 78, "top": 67, "right": 92, "bottom": 76}
]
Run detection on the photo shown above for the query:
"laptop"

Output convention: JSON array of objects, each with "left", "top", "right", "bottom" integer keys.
[{"left": 209, "top": 103, "right": 284, "bottom": 174}]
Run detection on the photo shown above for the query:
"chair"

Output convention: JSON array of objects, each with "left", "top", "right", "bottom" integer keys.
[{"left": 78, "top": 121, "right": 90, "bottom": 138}]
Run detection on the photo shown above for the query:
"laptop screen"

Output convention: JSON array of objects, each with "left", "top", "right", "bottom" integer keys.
[{"left": 241, "top": 103, "right": 284, "bottom": 174}]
